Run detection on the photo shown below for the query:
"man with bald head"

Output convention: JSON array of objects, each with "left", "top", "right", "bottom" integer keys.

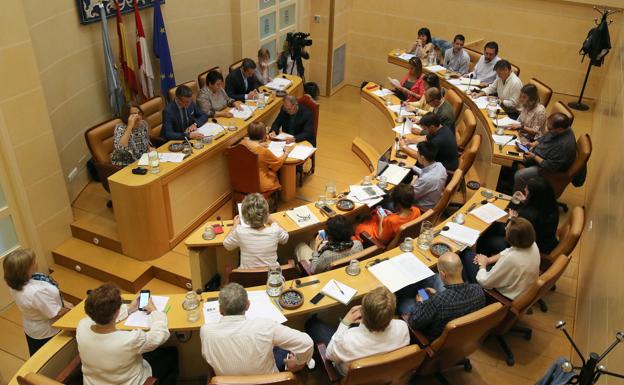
[
  {"left": 269, "top": 95, "right": 315, "bottom": 146},
  {"left": 425, "top": 87, "right": 455, "bottom": 133},
  {"left": 400, "top": 252, "right": 486, "bottom": 341}
]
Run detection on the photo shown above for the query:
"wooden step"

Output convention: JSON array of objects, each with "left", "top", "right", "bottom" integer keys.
[
  {"left": 50, "top": 264, "right": 113, "bottom": 305},
  {"left": 141, "top": 277, "right": 189, "bottom": 294},
  {"left": 52, "top": 238, "right": 153, "bottom": 293},
  {"left": 148, "top": 250, "right": 193, "bottom": 291},
  {"left": 71, "top": 210, "right": 122, "bottom": 253}
]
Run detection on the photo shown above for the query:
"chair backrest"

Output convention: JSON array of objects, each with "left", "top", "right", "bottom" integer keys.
[
  {"left": 550, "top": 101, "right": 575, "bottom": 125},
  {"left": 458, "top": 135, "right": 481, "bottom": 176},
  {"left": 510, "top": 63, "right": 520, "bottom": 77},
  {"left": 386, "top": 209, "right": 436, "bottom": 250},
  {"left": 84, "top": 118, "right": 123, "bottom": 164},
  {"left": 341, "top": 345, "right": 427, "bottom": 385},
  {"left": 209, "top": 372, "right": 302, "bottom": 385},
  {"left": 229, "top": 59, "right": 244, "bottom": 74},
  {"left": 528, "top": 78, "right": 553, "bottom": 108},
  {"left": 227, "top": 260, "right": 299, "bottom": 288},
  {"left": 455, "top": 109, "right": 477, "bottom": 151},
  {"left": 298, "top": 94, "right": 320, "bottom": 139},
  {"left": 549, "top": 206, "right": 585, "bottom": 261},
  {"left": 140, "top": 96, "right": 165, "bottom": 140},
  {"left": 328, "top": 245, "right": 384, "bottom": 270},
  {"left": 464, "top": 47, "right": 481, "bottom": 71},
  {"left": 430, "top": 170, "right": 464, "bottom": 224},
  {"left": 419, "top": 303, "right": 506, "bottom": 375},
  {"left": 18, "top": 374, "right": 63, "bottom": 385},
  {"left": 541, "top": 134, "right": 592, "bottom": 197},
  {"left": 444, "top": 88, "right": 463, "bottom": 123},
  {"left": 168, "top": 80, "right": 198, "bottom": 102},
  {"left": 227, "top": 143, "right": 261, "bottom": 194},
  {"left": 198, "top": 66, "right": 221, "bottom": 89}
]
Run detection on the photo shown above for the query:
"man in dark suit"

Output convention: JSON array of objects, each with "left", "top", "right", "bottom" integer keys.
[
  {"left": 161, "top": 85, "right": 208, "bottom": 141},
  {"left": 225, "top": 58, "right": 261, "bottom": 101},
  {"left": 269, "top": 95, "right": 315, "bottom": 146}
]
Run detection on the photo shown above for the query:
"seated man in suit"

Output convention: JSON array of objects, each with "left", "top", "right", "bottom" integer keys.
[
  {"left": 161, "top": 85, "right": 208, "bottom": 141},
  {"left": 513, "top": 113, "right": 576, "bottom": 192},
  {"left": 305, "top": 287, "right": 410, "bottom": 376},
  {"left": 200, "top": 283, "right": 313, "bottom": 376},
  {"left": 399, "top": 252, "right": 486, "bottom": 342},
  {"left": 420, "top": 87, "right": 455, "bottom": 133},
  {"left": 401, "top": 113, "right": 459, "bottom": 171},
  {"left": 225, "top": 58, "right": 261, "bottom": 101},
  {"left": 269, "top": 95, "right": 316, "bottom": 146}
]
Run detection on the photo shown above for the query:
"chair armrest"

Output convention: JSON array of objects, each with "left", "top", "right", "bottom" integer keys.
[
  {"left": 484, "top": 289, "right": 512, "bottom": 307},
  {"left": 400, "top": 315, "right": 434, "bottom": 357},
  {"left": 316, "top": 343, "right": 341, "bottom": 384},
  {"left": 54, "top": 355, "right": 82, "bottom": 383},
  {"left": 298, "top": 259, "right": 314, "bottom": 276},
  {"left": 143, "top": 377, "right": 158, "bottom": 385},
  {"left": 359, "top": 231, "right": 385, "bottom": 250}
]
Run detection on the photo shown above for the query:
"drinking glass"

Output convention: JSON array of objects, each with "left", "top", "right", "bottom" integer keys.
[
  {"left": 148, "top": 150, "right": 160, "bottom": 174},
  {"left": 266, "top": 264, "right": 284, "bottom": 297},
  {"left": 377, "top": 175, "right": 388, "bottom": 189},
  {"left": 182, "top": 291, "right": 200, "bottom": 322},
  {"left": 417, "top": 221, "right": 433, "bottom": 250},
  {"left": 400, "top": 237, "right": 415, "bottom": 252},
  {"left": 325, "top": 182, "right": 337, "bottom": 204}
]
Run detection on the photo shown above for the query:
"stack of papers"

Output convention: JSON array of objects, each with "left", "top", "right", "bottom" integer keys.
[
  {"left": 426, "top": 65, "right": 447, "bottom": 73},
  {"left": 440, "top": 222, "right": 481, "bottom": 246},
  {"left": 388, "top": 105, "right": 415, "bottom": 117},
  {"left": 286, "top": 205, "right": 320, "bottom": 228},
  {"left": 124, "top": 296, "right": 169, "bottom": 328},
  {"left": 230, "top": 104, "right": 256, "bottom": 120},
  {"left": 393, "top": 118, "right": 414, "bottom": 135},
  {"left": 469, "top": 203, "right": 508, "bottom": 224},
  {"left": 372, "top": 88, "right": 393, "bottom": 97},
  {"left": 347, "top": 192, "right": 382, "bottom": 208},
  {"left": 368, "top": 253, "right": 435, "bottom": 293},
  {"left": 379, "top": 164, "right": 411, "bottom": 185},
  {"left": 202, "top": 291, "right": 287, "bottom": 324},
  {"left": 398, "top": 53, "right": 416, "bottom": 61},
  {"left": 138, "top": 152, "right": 186, "bottom": 166},
  {"left": 268, "top": 141, "right": 287, "bottom": 157},
  {"left": 274, "top": 132, "right": 294, "bottom": 141},
  {"left": 265, "top": 77, "right": 292, "bottom": 91},
  {"left": 461, "top": 77, "right": 483, "bottom": 85},
  {"left": 288, "top": 145, "right": 316, "bottom": 160},
  {"left": 491, "top": 134, "right": 516, "bottom": 146},
  {"left": 321, "top": 279, "right": 357, "bottom": 305},
  {"left": 472, "top": 96, "right": 491, "bottom": 109},
  {"left": 349, "top": 184, "right": 385, "bottom": 201},
  {"left": 493, "top": 116, "right": 519, "bottom": 127},
  {"left": 197, "top": 122, "right": 224, "bottom": 137}
]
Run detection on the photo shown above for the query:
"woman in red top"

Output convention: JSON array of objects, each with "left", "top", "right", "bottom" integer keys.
[
  {"left": 394, "top": 58, "right": 425, "bottom": 102},
  {"left": 355, "top": 184, "right": 421, "bottom": 244}
]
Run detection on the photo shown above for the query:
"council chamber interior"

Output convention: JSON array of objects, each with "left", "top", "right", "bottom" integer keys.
[{"left": 0, "top": 1, "right": 622, "bottom": 384}]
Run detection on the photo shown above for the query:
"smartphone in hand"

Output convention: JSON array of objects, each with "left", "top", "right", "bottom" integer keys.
[{"left": 138, "top": 290, "right": 151, "bottom": 311}]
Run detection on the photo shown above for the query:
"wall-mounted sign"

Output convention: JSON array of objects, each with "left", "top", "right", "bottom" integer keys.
[{"left": 76, "top": 0, "right": 164, "bottom": 25}]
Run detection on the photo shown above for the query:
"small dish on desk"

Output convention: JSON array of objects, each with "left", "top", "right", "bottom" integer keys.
[
  {"left": 168, "top": 143, "right": 184, "bottom": 152},
  {"left": 430, "top": 242, "right": 452, "bottom": 257},
  {"left": 279, "top": 289, "right": 304, "bottom": 310},
  {"left": 336, "top": 199, "right": 355, "bottom": 211}
]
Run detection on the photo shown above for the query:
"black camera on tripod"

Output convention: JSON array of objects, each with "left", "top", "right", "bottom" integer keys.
[{"left": 286, "top": 32, "right": 312, "bottom": 61}]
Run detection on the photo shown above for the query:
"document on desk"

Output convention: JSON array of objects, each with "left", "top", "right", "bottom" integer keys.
[
  {"left": 288, "top": 145, "right": 316, "bottom": 161},
  {"left": 285, "top": 205, "right": 320, "bottom": 228},
  {"left": 368, "top": 252, "right": 435, "bottom": 293},
  {"left": 236, "top": 203, "right": 251, "bottom": 228},
  {"left": 379, "top": 164, "right": 411, "bottom": 185},
  {"left": 469, "top": 203, "right": 508, "bottom": 224},
  {"left": 393, "top": 118, "right": 415, "bottom": 135},
  {"left": 461, "top": 77, "right": 483, "bottom": 85},
  {"left": 398, "top": 53, "right": 416, "bottom": 61},
  {"left": 268, "top": 141, "right": 286, "bottom": 157},
  {"left": 491, "top": 134, "right": 516, "bottom": 146},
  {"left": 229, "top": 104, "right": 256, "bottom": 120},
  {"left": 138, "top": 153, "right": 149, "bottom": 166},
  {"left": 493, "top": 116, "right": 519, "bottom": 127},
  {"left": 347, "top": 192, "right": 383, "bottom": 208},
  {"left": 472, "top": 96, "right": 490, "bottom": 109},
  {"left": 440, "top": 222, "right": 480, "bottom": 247},
  {"left": 349, "top": 184, "right": 386, "bottom": 201},
  {"left": 388, "top": 104, "right": 415, "bottom": 117},
  {"left": 274, "top": 133, "right": 294, "bottom": 141},
  {"left": 203, "top": 290, "right": 287, "bottom": 324},
  {"left": 426, "top": 65, "right": 447, "bottom": 73},
  {"left": 265, "top": 77, "right": 293, "bottom": 91},
  {"left": 124, "top": 296, "right": 169, "bottom": 328},
  {"left": 321, "top": 279, "right": 357, "bottom": 305},
  {"left": 372, "top": 88, "right": 393, "bottom": 97},
  {"left": 197, "top": 122, "right": 225, "bottom": 137},
  {"left": 159, "top": 153, "right": 185, "bottom": 163}
]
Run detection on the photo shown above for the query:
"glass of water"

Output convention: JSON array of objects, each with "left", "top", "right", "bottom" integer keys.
[
  {"left": 325, "top": 182, "right": 337, "bottom": 205},
  {"left": 266, "top": 264, "right": 284, "bottom": 297},
  {"left": 417, "top": 221, "right": 434, "bottom": 250},
  {"left": 148, "top": 150, "right": 160, "bottom": 174}
]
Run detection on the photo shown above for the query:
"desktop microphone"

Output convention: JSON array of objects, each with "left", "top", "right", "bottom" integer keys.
[
  {"left": 211, "top": 118, "right": 228, "bottom": 138},
  {"left": 466, "top": 73, "right": 474, "bottom": 93},
  {"left": 495, "top": 108, "right": 501, "bottom": 128},
  {"left": 183, "top": 136, "right": 194, "bottom": 153},
  {"left": 216, "top": 216, "right": 224, "bottom": 227}
]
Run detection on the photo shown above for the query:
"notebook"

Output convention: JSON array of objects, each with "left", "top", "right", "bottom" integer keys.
[
  {"left": 265, "top": 77, "right": 292, "bottom": 91},
  {"left": 229, "top": 104, "right": 256, "bottom": 120},
  {"left": 288, "top": 145, "right": 317, "bottom": 161},
  {"left": 368, "top": 253, "right": 434, "bottom": 293},
  {"left": 285, "top": 206, "right": 320, "bottom": 228},
  {"left": 440, "top": 222, "right": 481, "bottom": 246},
  {"left": 321, "top": 279, "right": 357, "bottom": 305},
  {"left": 124, "top": 296, "right": 169, "bottom": 328},
  {"left": 379, "top": 164, "right": 411, "bottom": 185},
  {"left": 197, "top": 122, "right": 224, "bottom": 137}
]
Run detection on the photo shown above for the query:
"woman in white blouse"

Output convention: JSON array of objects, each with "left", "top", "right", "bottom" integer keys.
[
  {"left": 76, "top": 283, "right": 177, "bottom": 385},
  {"left": 464, "top": 217, "right": 540, "bottom": 300},
  {"left": 3, "top": 249, "right": 73, "bottom": 355},
  {"left": 224, "top": 193, "right": 289, "bottom": 268}
]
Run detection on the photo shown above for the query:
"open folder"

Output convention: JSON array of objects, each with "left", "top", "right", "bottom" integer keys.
[{"left": 368, "top": 253, "right": 434, "bottom": 293}]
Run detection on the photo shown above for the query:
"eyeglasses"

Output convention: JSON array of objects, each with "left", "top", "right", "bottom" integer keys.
[{"left": 296, "top": 213, "right": 311, "bottom": 222}]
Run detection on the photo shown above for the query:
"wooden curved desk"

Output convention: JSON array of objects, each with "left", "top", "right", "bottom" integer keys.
[{"left": 109, "top": 75, "right": 303, "bottom": 261}]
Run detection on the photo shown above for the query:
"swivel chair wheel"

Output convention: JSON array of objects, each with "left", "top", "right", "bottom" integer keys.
[{"left": 506, "top": 357, "right": 515, "bottom": 366}]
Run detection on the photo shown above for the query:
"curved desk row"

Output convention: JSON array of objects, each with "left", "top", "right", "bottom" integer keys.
[{"left": 110, "top": 75, "right": 303, "bottom": 261}]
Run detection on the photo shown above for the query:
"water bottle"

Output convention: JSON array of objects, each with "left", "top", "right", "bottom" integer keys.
[
  {"left": 182, "top": 291, "right": 200, "bottom": 322},
  {"left": 417, "top": 221, "right": 434, "bottom": 250},
  {"left": 266, "top": 264, "right": 284, "bottom": 297}
]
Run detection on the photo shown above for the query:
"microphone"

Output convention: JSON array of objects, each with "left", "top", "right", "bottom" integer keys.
[
  {"left": 495, "top": 108, "right": 501, "bottom": 128},
  {"left": 183, "top": 136, "right": 194, "bottom": 153},
  {"left": 466, "top": 73, "right": 474, "bottom": 94},
  {"left": 216, "top": 216, "right": 224, "bottom": 227}
]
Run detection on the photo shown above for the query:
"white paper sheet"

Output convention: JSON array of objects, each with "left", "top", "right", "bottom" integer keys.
[
  {"left": 461, "top": 77, "right": 482, "bottom": 85},
  {"left": 197, "top": 122, "right": 225, "bottom": 137},
  {"left": 426, "top": 65, "right": 447, "bottom": 73},
  {"left": 158, "top": 153, "right": 185, "bottom": 163},
  {"left": 469, "top": 203, "right": 508, "bottom": 224},
  {"left": 368, "top": 253, "right": 435, "bottom": 293},
  {"left": 372, "top": 88, "right": 394, "bottom": 97},
  {"left": 349, "top": 185, "right": 386, "bottom": 201},
  {"left": 236, "top": 203, "right": 251, "bottom": 228},
  {"left": 321, "top": 279, "right": 357, "bottom": 305},
  {"left": 379, "top": 164, "right": 411, "bottom": 185},
  {"left": 347, "top": 192, "right": 383, "bottom": 208},
  {"left": 124, "top": 296, "right": 169, "bottom": 328},
  {"left": 229, "top": 104, "right": 256, "bottom": 120},
  {"left": 388, "top": 104, "right": 415, "bottom": 117},
  {"left": 265, "top": 77, "right": 292, "bottom": 91},
  {"left": 285, "top": 205, "right": 320, "bottom": 228},
  {"left": 274, "top": 133, "right": 294, "bottom": 141},
  {"left": 138, "top": 153, "right": 149, "bottom": 166},
  {"left": 493, "top": 116, "right": 519, "bottom": 127},
  {"left": 472, "top": 96, "right": 491, "bottom": 109},
  {"left": 202, "top": 290, "right": 287, "bottom": 324},
  {"left": 440, "top": 222, "right": 481, "bottom": 246},
  {"left": 288, "top": 145, "right": 316, "bottom": 160},
  {"left": 268, "top": 141, "right": 286, "bottom": 157},
  {"left": 398, "top": 53, "right": 416, "bottom": 61},
  {"left": 491, "top": 134, "right": 515, "bottom": 146},
  {"left": 448, "top": 78, "right": 463, "bottom": 86}
]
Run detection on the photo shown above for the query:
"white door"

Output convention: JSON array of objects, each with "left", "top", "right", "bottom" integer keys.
[{"left": 0, "top": 170, "right": 25, "bottom": 309}]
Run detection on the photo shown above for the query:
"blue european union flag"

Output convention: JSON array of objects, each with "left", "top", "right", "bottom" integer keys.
[{"left": 153, "top": 0, "right": 176, "bottom": 98}]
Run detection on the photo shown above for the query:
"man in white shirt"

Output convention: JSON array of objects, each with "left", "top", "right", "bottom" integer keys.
[
  {"left": 305, "top": 287, "right": 410, "bottom": 376},
  {"left": 469, "top": 41, "right": 501, "bottom": 85},
  {"left": 444, "top": 34, "right": 470, "bottom": 74},
  {"left": 200, "top": 283, "right": 313, "bottom": 376},
  {"left": 473, "top": 60, "right": 523, "bottom": 118}
]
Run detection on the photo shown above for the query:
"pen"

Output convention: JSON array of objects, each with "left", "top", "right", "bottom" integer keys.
[
  {"left": 164, "top": 304, "right": 171, "bottom": 314},
  {"left": 333, "top": 280, "right": 345, "bottom": 295}
]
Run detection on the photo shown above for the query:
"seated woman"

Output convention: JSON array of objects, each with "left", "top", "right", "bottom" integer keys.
[
  {"left": 509, "top": 84, "right": 547, "bottom": 140},
  {"left": 408, "top": 27, "right": 434, "bottom": 61},
  {"left": 197, "top": 70, "right": 243, "bottom": 118},
  {"left": 76, "top": 283, "right": 178, "bottom": 385},
  {"left": 111, "top": 104, "right": 153, "bottom": 167},
  {"left": 462, "top": 218, "right": 540, "bottom": 300},
  {"left": 477, "top": 176, "right": 559, "bottom": 256},
  {"left": 255, "top": 47, "right": 272, "bottom": 85},
  {"left": 354, "top": 183, "right": 421, "bottom": 245},
  {"left": 407, "top": 73, "right": 442, "bottom": 115},
  {"left": 242, "top": 122, "right": 293, "bottom": 192},
  {"left": 3, "top": 249, "right": 73, "bottom": 355},
  {"left": 295, "top": 215, "right": 364, "bottom": 274},
  {"left": 224, "top": 193, "right": 289, "bottom": 268},
  {"left": 392, "top": 57, "right": 425, "bottom": 102}
]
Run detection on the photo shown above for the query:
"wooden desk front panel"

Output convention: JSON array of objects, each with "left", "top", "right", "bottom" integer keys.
[{"left": 359, "top": 89, "right": 399, "bottom": 157}]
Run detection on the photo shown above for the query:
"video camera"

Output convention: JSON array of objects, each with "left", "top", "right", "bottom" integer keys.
[{"left": 286, "top": 32, "right": 312, "bottom": 60}]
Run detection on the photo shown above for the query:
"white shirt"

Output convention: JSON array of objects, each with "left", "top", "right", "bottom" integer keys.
[
  {"left": 411, "top": 162, "right": 448, "bottom": 210},
  {"left": 326, "top": 320, "right": 410, "bottom": 376},
  {"left": 444, "top": 48, "right": 470, "bottom": 74},
  {"left": 200, "top": 315, "right": 313, "bottom": 376},
  {"left": 476, "top": 243, "right": 540, "bottom": 300},
  {"left": 471, "top": 55, "right": 501, "bottom": 85},
  {"left": 482, "top": 72, "right": 523, "bottom": 109},
  {"left": 223, "top": 223, "right": 289, "bottom": 268},
  {"left": 76, "top": 311, "right": 170, "bottom": 385},
  {"left": 11, "top": 279, "right": 63, "bottom": 339}
]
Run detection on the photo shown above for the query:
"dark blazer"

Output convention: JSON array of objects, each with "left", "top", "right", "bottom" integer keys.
[
  {"left": 270, "top": 104, "right": 315, "bottom": 146},
  {"left": 435, "top": 100, "right": 456, "bottom": 133},
  {"left": 161, "top": 100, "right": 208, "bottom": 141},
  {"left": 225, "top": 68, "right": 261, "bottom": 101}
]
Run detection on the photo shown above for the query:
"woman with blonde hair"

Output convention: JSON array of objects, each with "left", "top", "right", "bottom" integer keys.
[
  {"left": 509, "top": 84, "right": 547, "bottom": 139},
  {"left": 224, "top": 193, "right": 289, "bottom": 268},
  {"left": 255, "top": 47, "right": 272, "bottom": 85},
  {"left": 3, "top": 249, "right": 72, "bottom": 355}
]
